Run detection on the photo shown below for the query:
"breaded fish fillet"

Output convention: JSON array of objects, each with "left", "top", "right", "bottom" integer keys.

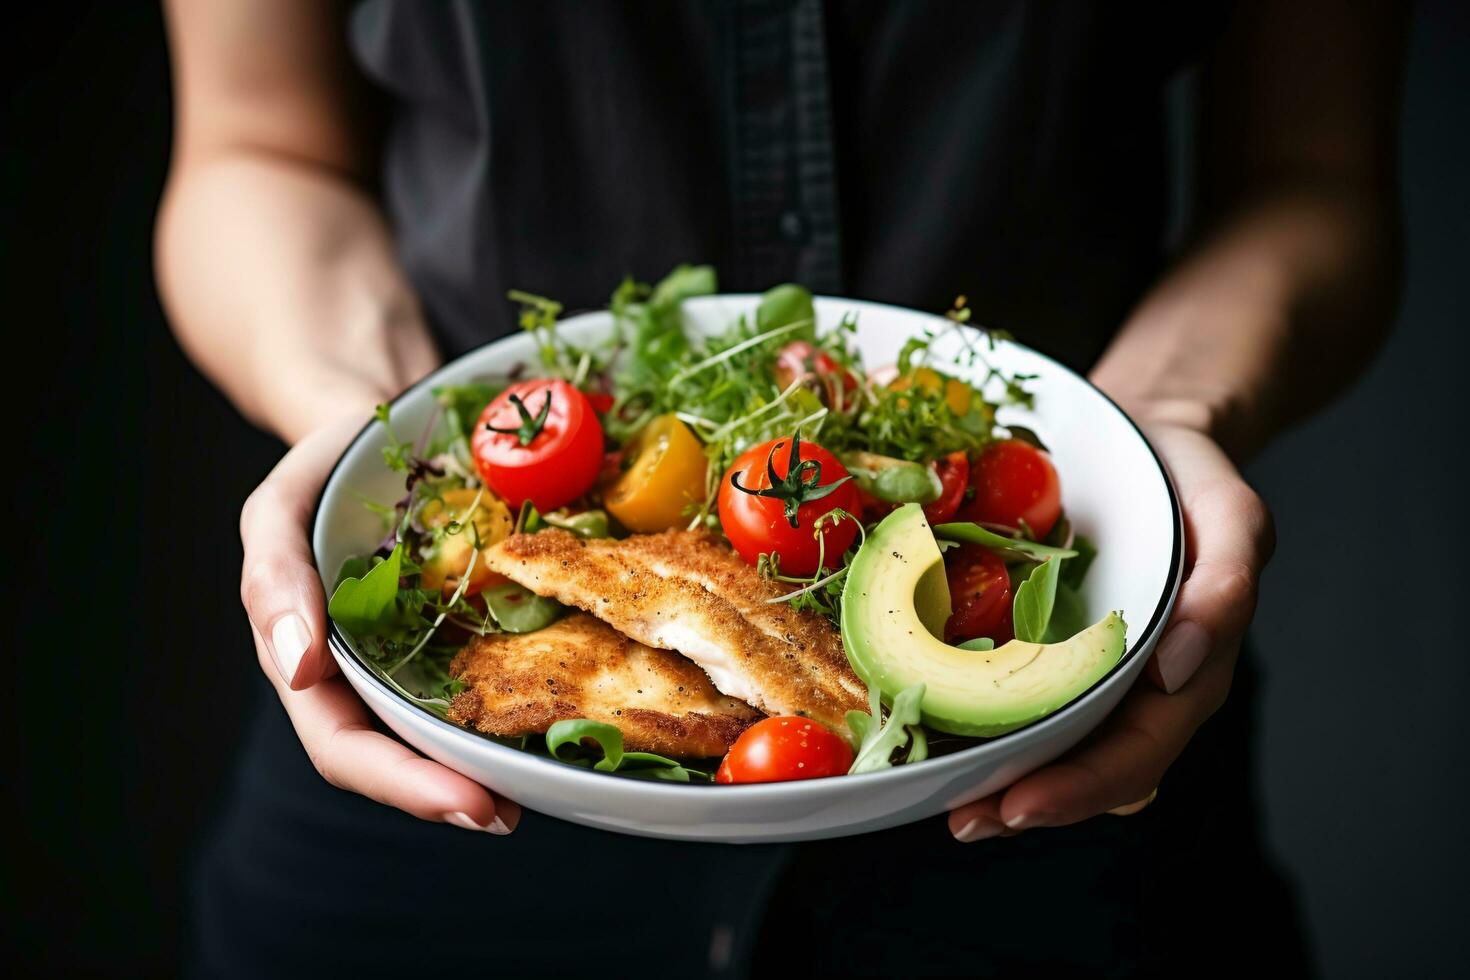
[
  {"left": 484, "top": 529, "right": 868, "bottom": 732},
  {"left": 448, "top": 612, "right": 759, "bottom": 758}
]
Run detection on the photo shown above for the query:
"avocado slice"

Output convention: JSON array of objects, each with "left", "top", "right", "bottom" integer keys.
[{"left": 840, "top": 504, "right": 1127, "bottom": 737}]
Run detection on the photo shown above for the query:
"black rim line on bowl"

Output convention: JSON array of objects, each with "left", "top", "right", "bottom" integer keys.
[{"left": 311, "top": 295, "right": 1185, "bottom": 796}]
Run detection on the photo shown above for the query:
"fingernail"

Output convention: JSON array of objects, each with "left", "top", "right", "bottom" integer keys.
[
  {"left": 444, "top": 811, "right": 514, "bottom": 835},
  {"left": 1004, "top": 811, "right": 1054, "bottom": 831},
  {"left": 270, "top": 614, "right": 311, "bottom": 686},
  {"left": 953, "top": 817, "right": 1004, "bottom": 843},
  {"left": 1156, "top": 621, "right": 1211, "bottom": 693}
]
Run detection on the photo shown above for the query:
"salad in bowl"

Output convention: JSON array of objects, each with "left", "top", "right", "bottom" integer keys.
[{"left": 313, "top": 267, "right": 1181, "bottom": 838}]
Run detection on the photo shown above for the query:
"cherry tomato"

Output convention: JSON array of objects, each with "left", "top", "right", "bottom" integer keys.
[
  {"left": 944, "top": 543, "right": 1014, "bottom": 645},
  {"left": 715, "top": 716, "right": 854, "bottom": 783},
  {"left": 922, "top": 451, "right": 970, "bottom": 524},
  {"left": 774, "top": 341, "right": 858, "bottom": 408},
  {"left": 417, "top": 486, "right": 514, "bottom": 599},
  {"left": 604, "top": 414, "right": 709, "bottom": 532},
  {"left": 584, "top": 391, "right": 615, "bottom": 414},
  {"left": 471, "top": 379, "right": 604, "bottom": 511},
  {"left": 717, "top": 435, "right": 861, "bottom": 576},
  {"left": 958, "top": 439, "right": 1062, "bottom": 539},
  {"left": 889, "top": 367, "right": 975, "bottom": 416}
]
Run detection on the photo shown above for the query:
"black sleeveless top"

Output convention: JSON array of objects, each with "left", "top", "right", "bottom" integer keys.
[
  {"left": 349, "top": 0, "right": 1222, "bottom": 370},
  {"left": 189, "top": 5, "right": 1311, "bottom": 977}
]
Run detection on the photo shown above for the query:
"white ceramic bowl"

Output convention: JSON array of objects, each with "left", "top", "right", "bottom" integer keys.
[{"left": 312, "top": 295, "right": 1182, "bottom": 843}]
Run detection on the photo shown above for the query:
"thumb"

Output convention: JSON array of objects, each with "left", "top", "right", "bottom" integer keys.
[{"left": 240, "top": 415, "right": 368, "bottom": 689}]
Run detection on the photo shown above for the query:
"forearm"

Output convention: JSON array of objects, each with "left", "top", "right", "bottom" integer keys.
[
  {"left": 1091, "top": 186, "right": 1399, "bottom": 461},
  {"left": 155, "top": 151, "right": 438, "bottom": 444}
]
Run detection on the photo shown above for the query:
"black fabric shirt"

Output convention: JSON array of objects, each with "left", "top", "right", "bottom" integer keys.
[{"left": 350, "top": 0, "right": 1223, "bottom": 370}]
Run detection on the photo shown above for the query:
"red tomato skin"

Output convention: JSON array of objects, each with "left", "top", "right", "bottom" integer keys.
[
  {"left": 717, "top": 437, "right": 861, "bottom": 576},
  {"left": 774, "top": 341, "right": 859, "bottom": 407},
  {"left": 958, "top": 440, "right": 1062, "bottom": 539},
  {"left": 944, "top": 543, "right": 1014, "bottom": 645},
  {"left": 471, "top": 380, "right": 604, "bottom": 511},
  {"left": 922, "top": 451, "right": 970, "bottom": 525},
  {"left": 585, "top": 391, "right": 615, "bottom": 414},
  {"left": 715, "top": 716, "right": 854, "bottom": 784}
]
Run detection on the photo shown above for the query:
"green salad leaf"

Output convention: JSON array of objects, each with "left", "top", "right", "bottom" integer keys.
[
  {"left": 483, "top": 582, "right": 564, "bottom": 634},
  {"left": 756, "top": 283, "right": 816, "bottom": 340},
  {"left": 1012, "top": 556, "right": 1061, "bottom": 643},
  {"left": 933, "top": 522, "right": 1078, "bottom": 561},
  {"left": 544, "top": 719, "right": 709, "bottom": 782},
  {"left": 957, "top": 636, "right": 995, "bottom": 652},
  {"left": 543, "top": 509, "right": 611, "bottom": 539},
  {"left": 1042, "top": 579, "right": 1090, "bottom": 644},
  {"left": 327, "top": 544, "right": 424, "bottom": 640},
  {"left": 846, "top": 682, "right": 928, "bottom": 774},
  {"left": 648, "top": 263, "right": 717, "bottom": 312},
  {"left": 1060, "top": 533, "right": 1097, "bottom": 590}
]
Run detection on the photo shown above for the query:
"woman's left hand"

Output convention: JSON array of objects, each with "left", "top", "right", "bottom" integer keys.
[{"left": 947, "top": 418, "right": 1274, "bottom": 841}]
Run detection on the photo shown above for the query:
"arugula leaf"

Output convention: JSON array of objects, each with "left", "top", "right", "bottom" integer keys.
[
  {"left": 334, "top": 555, "right": 373, "bottom": 591},
  {"left": 846, "top": 682, "right": 927, "bottom": 774},
  {"left": 1042, "top": 580, "right": 1089, "bottom": 644},
  {"left": 483, "top": 582, "right": 564, "bottom": 634},
  {"left": 374, "top": 403, "right": 412, "bottom": 473},
  {"left": 544, "top": 719, "right": 708, "bottom": 781},
  {"left": 648, "top": 264, "right": 717, "bottom": 312},
  {"left": 756, "top": 283, "right": 816, "bottom": 340},
  {"left": 1060, "top": 534, "right": 1097, "bottom": 590},
  {"left": 933, "top": 522, "right": 1078, "bottom": 561},
  {"left": 1012, "top": 557, "right": 1061, "bottom": 643},
  {"left": 328, "top": 544, "right": 422, "bottom": 640},
  {"left": 543, "top": 509, "right": 611, "bottom": 539},
  {"left": 433, "top": 382, "right": 503, "bottom": 449}
]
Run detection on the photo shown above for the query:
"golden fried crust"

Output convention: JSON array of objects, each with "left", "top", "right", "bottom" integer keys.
[
  {"left": 483, "top": 529, "right": 867, "bottom": 732},
  {"left": 447, "top": 612, "right": 759, "bottom": 758}
]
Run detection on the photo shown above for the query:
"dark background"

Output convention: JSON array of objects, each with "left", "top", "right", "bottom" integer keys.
[{"left": 3, "top": 3, "right": 1465, "bottom": 976}]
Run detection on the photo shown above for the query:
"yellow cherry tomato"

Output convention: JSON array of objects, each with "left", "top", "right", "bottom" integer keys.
[
  {"left": 889, "top": 366, "right": 974, "bottom": 416},
  {"left": 605, "top": 414, "right": 709, "bottom": 532},
  {"left": 418, "top": 486, "right": 514, "bottom": 598}
]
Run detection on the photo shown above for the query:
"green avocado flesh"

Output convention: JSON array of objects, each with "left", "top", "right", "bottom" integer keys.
[{"left": 840, "top": 504, "right": 1127, "bottom": 737}]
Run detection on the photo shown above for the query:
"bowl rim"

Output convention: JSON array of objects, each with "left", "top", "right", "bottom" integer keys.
[{"left": 312, "top": 293, "right": 1184, "bottom": 799}]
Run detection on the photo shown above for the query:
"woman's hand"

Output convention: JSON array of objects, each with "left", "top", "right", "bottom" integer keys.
[
  {"left": 947, "top": 416, "right": 1273, "bottom": 841},
  {"left": 239, "top": 415, "right": 521, "bottom": 834}
]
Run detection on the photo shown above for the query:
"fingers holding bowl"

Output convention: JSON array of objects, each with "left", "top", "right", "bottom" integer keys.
[{"left": 239, "top": 417, "right": 367, "bottom": 689}]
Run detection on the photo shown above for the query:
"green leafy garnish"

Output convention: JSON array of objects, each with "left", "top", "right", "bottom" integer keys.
[
  {"left": 327, "top": 544, "right": 423, "bottom": 640},
  {"left": 1042, "top": 580, "right": 1089, "bottom": 644},
  {"left": 544, "top": 719, "right": 709, "bottom": 782},
  {"left": 374, "top": 403, "right": 413, "bottom": 474},
  {"left": 756, "top": 283, "right": 816, "bottom": 340},
  {"left": 1012, "top": 557, "right": 1061, "bottom": 643},
  {"left": 543, "top": 509, "right": 611, "bottom": 539},
  {"left": 1060, "top": 534, "right": 1097, "bottom": 590},
  {"left": 957, "top": 636, "right": 995, "bottom": 652},
  {"left": 483, "top": 582, "right": 564, "bottom": 634},
  {"left": 841, "top": 451, "right": 943, "bottom": 504},
  {"left": 933, "top": 522, "right": 1078, "bottom": 561},
  {"left": 846, "top": 682, "right": 927, "bottom": 774}
]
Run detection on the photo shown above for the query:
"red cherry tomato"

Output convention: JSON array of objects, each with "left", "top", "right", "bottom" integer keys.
[
  {"left": 471, "top": 379, "right": 604, "bottom": 511},
  {"left": 944, "top": 543, "right": 1014, "bottom": 644},
  {"left": 584, "top": 391, "right": 615, "bottom": 414},
  {"left": 717, "top": 435, "right": 861, "bottom": 576},
  {"left": 774, "top": 341, "right": 858, "bottom": 407},
  {"left": 715, "top": 716, "right": 854, "bottom": 784},
  {"left": 958, "top": 440, "right": 1062, "bottom": 539},
  {"left": 922, "top": 451, "right": 970, "bottom": 524}
]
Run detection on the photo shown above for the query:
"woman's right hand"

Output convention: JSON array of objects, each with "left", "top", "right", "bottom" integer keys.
[{"left": 238, "top": 415, "right": 521, "bottom": 834}]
